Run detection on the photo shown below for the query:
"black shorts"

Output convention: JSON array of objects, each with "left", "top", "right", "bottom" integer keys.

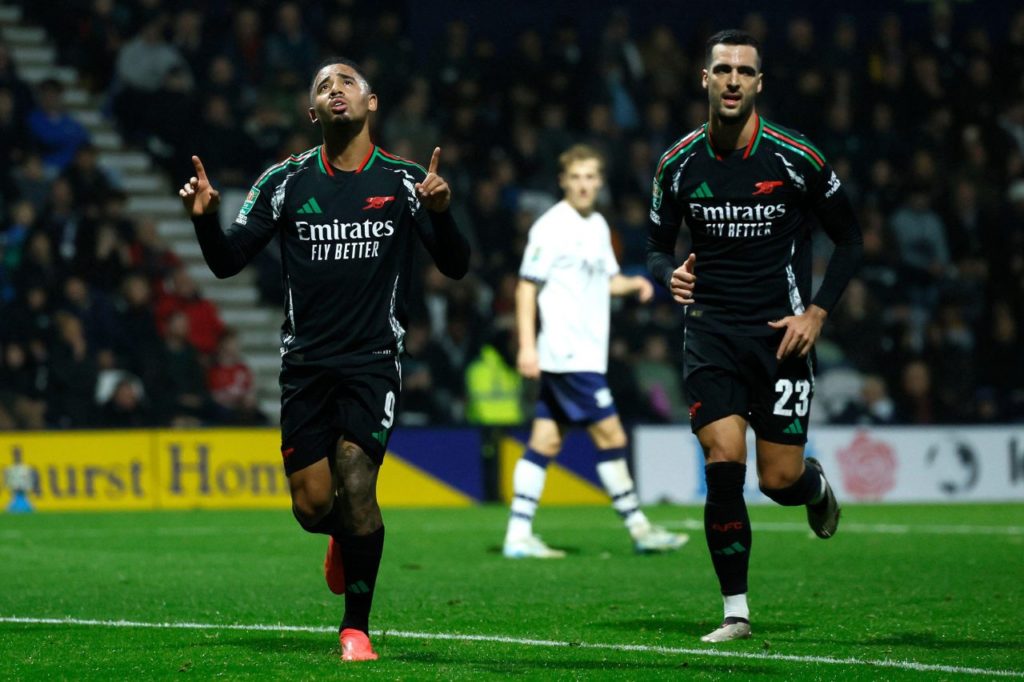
[
  {"left": 279, "top": 352, "right": 401, "bottom": 474},
  {"left": 683, "top": 327, "right": 815, "bottom": 445}
]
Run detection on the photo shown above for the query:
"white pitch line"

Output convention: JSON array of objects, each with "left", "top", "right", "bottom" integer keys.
[
  {"left": 665, "top": 519, "right": 1024, "bottom": 535},
  {"left": 1, "top": 616, "right": 1021, "bottom": 678}
]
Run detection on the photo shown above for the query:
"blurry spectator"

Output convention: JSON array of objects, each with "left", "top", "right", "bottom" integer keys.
[
  {"left": 615, "top": 194, "right": 650, "bottom": 267},
  {"left": 194, "top": 94, "right": 255, "bottom": 187},
  {"left": 27, "top": 79, "right": 90, "bottom": 173},
  {"left": 926, "top": 297, "right": 976, "bottom": 422},
  {"left": 399, "top": 321, "right": 448, "bottom": 426},
  {"left": 76, "top": 221, "right": 131, "bottom": 292},
  {"left": 40, "top": 177, "right": 81, "bottom": 264},
  {"left": 825, "top": 278, "right": 886, "bottom": 373},
  {"left": 0, "top": 340, "right": 47, "bottom": 430},
  {"left": 266, "top": 2, "right": 316, "bottom": 89},
  {"left": 113, "top": 14, "right": 191, "bottom": 143},
  {"left": 1, "top": 283, "right": 53, "bottom": 348},
  {"left": 464, "top": 331, "right": 523, "bottom": 426},
  {"left": 894, "top": 359, "right": 939, "bottom": 425},
  {"left": 0, "top": 42, "right": 33, "bottom": 121},
  {"left": 833, "top": 374, "right": 896, "bottom": 425},
  {"left": 888, "top": 185, "right": 950, "bottom": 316},
  {"left": 382, "top": 80, "right": 440, "bottom": 166},
  {"left": 59, "top": 274, "right": 118, "bottom": 353},
  {"left": 15, "top": 230, "right": 64, "bottom": 294},
  {"left": 633, "top": 334, "right": 686, "bottom": 423},
  {"left": 145, "top": 65, "right": 198, "bottom": 171},
  {"left": 223, "top": 8, "right": 264, "bottom": 89},
  {"left": 155, "top": 266, "right": 225, "bottom": 355},
  {"left": 148, "top": 310, "right": 221, "bottom": 427},
  {"left": 246, "top": 102, "right": 291, "bottom": 167},
  {"left": 979, "top": 301, "right": 1024, "bottom": 420},
  {"left": 206, "top": 328, "right": 265, "bottom": 425},
  {"left": 47, "top": 311, "right": 97, "bottom": 427},
  {"left": 0, "top": 86, "right": 30, "bottom": 168},
  {"left": 97, "top": 372, "right": 152, "bottom": 428},
  {"left": 74, "top": 0, "right": 128, "bottom": 91},
  {"left": 111, "top": 272, "right": 161, "bottom": 376},
  {"left": 0, "top": 200, "right": 35, "bottom": 302},
  {"left": 61, "top": 144, "right": 114, "bottom": 220},
  {"left": 13, "top": 154, "right": 52, "bottom": 213},
  {"left": 171, "top": 8, "right": 212, "bottom": 77},
  {"left": 127, "top": 217, "right": 182, "bottom": 294},
  {"left": 606, "top": 336, "right": 654, "bottom": 423}
]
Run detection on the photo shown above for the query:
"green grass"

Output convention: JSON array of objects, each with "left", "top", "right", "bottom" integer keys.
[{"left": 2, "top": 503, "right": 1022, "bottom": 680}]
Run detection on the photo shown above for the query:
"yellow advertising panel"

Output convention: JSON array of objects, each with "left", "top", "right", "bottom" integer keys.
[
  {"left": 1, "top": 429, "right": 479, "bottom": 511},
  {"left": 0, "top": 432, "right": 155, "bottom": 511},
  {"left": 153, "top": 429, "right": 289, "bottom": 510}
]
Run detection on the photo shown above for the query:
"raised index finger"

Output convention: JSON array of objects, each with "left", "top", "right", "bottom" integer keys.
[
  {"left": 192, "top": 155, "right": 208, "bottom": 182},
  {"left": 427, "top": 147, "right": 441, "bottom": 175}
]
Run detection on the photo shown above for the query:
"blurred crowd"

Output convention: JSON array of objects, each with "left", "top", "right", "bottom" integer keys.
[{"left": 1, "top": 0, "right": 1023, "bottom": 430}]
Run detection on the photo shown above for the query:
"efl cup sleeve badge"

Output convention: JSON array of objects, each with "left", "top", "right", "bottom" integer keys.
[
  {"left": 651, "top": 179, "right": 663, "bottom": 210},
  {"left": 236, "top": 186, "right": 260, "bottom": 224}
]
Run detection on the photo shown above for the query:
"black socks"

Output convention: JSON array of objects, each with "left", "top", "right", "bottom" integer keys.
[
  {"left": 339, "top": 526, "right": 386, "bottom": 635},
  {"left": 704, "top": 462, "right": 751, "bottom": 596}
]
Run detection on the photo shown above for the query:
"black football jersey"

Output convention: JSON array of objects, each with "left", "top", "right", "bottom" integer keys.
[
  {"left": 193, "top": 144, "right": 469, "bottom": 363},
  {"left": 647, "top": 115, "right": 861, "bottom": 336}
]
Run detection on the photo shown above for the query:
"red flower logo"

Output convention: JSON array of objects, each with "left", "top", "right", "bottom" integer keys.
[{"left": 836, "top": 431, "right": 897, "bottom": 500}]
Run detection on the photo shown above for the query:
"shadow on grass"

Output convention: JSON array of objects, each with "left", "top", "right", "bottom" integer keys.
[
  {"left": 853, "top": 631, "right": 1021, "bottom": 651},
  {"left": 213, "top": 635, "right": 780, "bottom": 674},
  {"left": 590, "top": 618, "right": 803, "bottom": 637},
  {"left": 391, "top": 649, "right": 777, "bottom": 675}
]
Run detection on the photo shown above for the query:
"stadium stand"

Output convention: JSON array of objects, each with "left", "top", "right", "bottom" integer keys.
[{"left": 1, "top": 2, "right": 1022, "bottom": 429}]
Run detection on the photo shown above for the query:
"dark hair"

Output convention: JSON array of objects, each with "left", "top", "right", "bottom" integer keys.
[
  {"left": 705, "top": 29, "right": 762, "bottom": 70},
  {"left": 309, "top": 57, "right": 371, "bottom": 97}
]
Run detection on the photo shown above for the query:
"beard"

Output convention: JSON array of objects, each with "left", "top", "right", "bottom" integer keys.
[{"left": 714, "top": 97, "right": 754, "bottom": 124}]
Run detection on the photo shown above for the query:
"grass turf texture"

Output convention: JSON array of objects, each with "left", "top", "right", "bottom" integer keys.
[{"left": 1, "top": 503, "right": 1022, "bottom": 680}]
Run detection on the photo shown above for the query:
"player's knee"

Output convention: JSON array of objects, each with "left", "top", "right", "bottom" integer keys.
[
  {"left": 528, "top": 437, "right": 561, "bottom": 457},
  {"left": 702, "top": 442, "right": 741, "bottom": 464},
  {"left": 758, "top": 466, "right": 802, "bottom": 491},
  {"left": 291, "top": 493, "right": 333, "bottom": 531}
]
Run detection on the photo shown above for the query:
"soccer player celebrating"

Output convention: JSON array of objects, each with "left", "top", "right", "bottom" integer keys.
[
  {"left": 647, "top": 31, "right": 862, "bottom": 642},
  {"left": 179, "top": 58, "right": 469, "bottom": 661},
  {"left": 503, "top": 144, "right": 689, "bottom": 558}
]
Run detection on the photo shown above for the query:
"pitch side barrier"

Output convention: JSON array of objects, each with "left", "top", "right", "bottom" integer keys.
[
  {"left": 2, "top": 426, "right": 1022, "bottom": 511},
  {"left": 634, "top": 425, "right": 1024, "bottom": 504}
]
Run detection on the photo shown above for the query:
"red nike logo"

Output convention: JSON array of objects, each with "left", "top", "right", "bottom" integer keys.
[
  {"left": 363, "top": 195, "right": 396, "bottom": 210},
  {"left": 752, "top": 180, "right": 784, "bottom": 195},
  {"left": 281, "top": 447, "right": 295, "bottom": 459},
  {"left": 688, "top": 401, "right": 702, "bottom": 421}
]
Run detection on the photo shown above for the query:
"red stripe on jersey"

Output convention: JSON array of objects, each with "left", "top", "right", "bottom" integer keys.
[
  {"left": 355, "top": 145, "right": 375, "bottom": 173},
  {"left": 742, "top": 115, "right": 761, "bottom": 159},
  {"left": 655, "top": 127, "right": 704, "bottom": 179}
]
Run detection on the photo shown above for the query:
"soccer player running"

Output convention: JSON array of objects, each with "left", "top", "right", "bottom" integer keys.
[
  {"left": 179, "top": 58, "right": 469, "bottom": 661},
  {"left": 503, "top": 144, "right": 689, "bottom": 559},
  {"left": 647, "top": 31, "right": 862, "bottom": 642}
]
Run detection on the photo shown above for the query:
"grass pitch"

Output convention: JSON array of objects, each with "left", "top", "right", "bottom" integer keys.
[{"left": 1, "top": 503, "right": 1022, "bottom": 680}]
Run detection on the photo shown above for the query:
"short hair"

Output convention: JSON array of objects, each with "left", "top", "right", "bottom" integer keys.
[
  {"left": 309, "top": 57, "right": 371, "bottom": 98},
  {"left": 705, "top": 29, "right": 762, "bottom": 70},
  {"left": 558, "top": 144, "right": 604, "bottom": 174}
]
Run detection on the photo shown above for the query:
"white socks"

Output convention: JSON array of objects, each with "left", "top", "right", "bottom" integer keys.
[
  {"left": 596, "top": 456, "right": 650, "bottom": 537},
  {"left": 724, "top": 593, "right": 750, "bottom": 621},
  {"left": 506, "top": 453, "right": 550, "bottom": 540}
]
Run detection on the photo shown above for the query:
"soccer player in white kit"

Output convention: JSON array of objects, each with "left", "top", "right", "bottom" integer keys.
[{"left": 502, "top": 145, "right": 690, "bottom": 558}]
